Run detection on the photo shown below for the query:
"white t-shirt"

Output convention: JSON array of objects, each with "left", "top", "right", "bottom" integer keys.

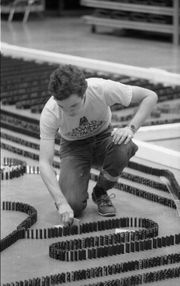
[{"left": 40, "top": 78, "right": 132, "bottom": 141}]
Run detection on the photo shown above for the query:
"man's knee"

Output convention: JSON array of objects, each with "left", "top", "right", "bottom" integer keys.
[
  {"left": 104, "top": 140, "right": 138, "bottom": 176},
  {"left": 114, "top": 140, "right": 138, "bottom": 163}
]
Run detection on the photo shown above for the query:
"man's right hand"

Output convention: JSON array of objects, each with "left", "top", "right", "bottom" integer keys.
[{"left": 57, "top": 201, "right": 74, "bottom": 227}]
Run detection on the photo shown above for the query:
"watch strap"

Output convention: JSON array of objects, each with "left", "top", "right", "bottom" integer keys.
[{"left": 128, "top": 124, "right": 137, "bottom": 134}]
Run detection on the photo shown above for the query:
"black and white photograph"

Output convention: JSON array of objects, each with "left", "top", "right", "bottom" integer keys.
[{"left": 1, "top": 1, "right": 180, "bottom": 286}]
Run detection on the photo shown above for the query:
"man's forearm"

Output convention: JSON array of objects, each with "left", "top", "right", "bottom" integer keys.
[
  {"left": 40, "top": 163, "right": 67, "bottom": 207},
  {"left": 129, "top": 91, "right": 157, "bottom": 132}
]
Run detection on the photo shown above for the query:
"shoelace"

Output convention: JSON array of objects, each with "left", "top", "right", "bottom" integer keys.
[{"left": 98, "top": 193, "right": 116, "bottom": 206}]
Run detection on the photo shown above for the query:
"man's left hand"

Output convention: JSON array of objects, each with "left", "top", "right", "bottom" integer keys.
[{"left": 111, "top": 127, "right": 134, "bottom": 145}]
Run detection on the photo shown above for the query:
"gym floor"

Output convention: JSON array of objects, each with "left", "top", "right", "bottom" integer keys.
[
  {"left": 1, "top": 16, "right": 180, "bottom": 73},
  {"left": 1, "top": 14, "right": 180, "bottom": 286}
]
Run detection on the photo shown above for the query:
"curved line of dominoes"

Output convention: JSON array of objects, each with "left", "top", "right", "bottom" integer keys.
[{"left": 1, "top": 157, "right": 180, "bottom": 286}]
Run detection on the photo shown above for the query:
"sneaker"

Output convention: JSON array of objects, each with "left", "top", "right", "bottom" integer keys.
[{"left": 92, "top": 191, "right": 116, "bottom": 217}]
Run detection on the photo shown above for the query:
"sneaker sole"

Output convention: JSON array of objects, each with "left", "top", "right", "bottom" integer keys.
[
  {"left": 92, "top": 194, "right": 116, "bottom": 217},
  {"left": 98, "top": 211, "right": 116, "bottom": 217}
]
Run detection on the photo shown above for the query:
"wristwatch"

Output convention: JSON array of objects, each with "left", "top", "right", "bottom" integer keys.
[{"left": 128, "top": 124, "right": 137, "bottom": 134}]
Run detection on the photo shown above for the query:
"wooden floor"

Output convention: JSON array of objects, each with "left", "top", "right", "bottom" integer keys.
[
  {"left": 1, "top": 149, "right": 180, "bottom": 286},
  {"left": 1, "top": 16, "right": 180, "bottom": 74}
]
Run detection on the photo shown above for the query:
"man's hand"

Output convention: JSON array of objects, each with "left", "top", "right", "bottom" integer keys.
[
  {"left": 57, "top": 201, "right": 74, "bottom": 227},
  {"left": 111, "top": 127, "right": 134, "bottom": 145}
]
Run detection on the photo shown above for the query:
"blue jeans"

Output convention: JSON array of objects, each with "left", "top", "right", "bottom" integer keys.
[{"left": 59, "top": 126, "right": 138, "bottom": 217}]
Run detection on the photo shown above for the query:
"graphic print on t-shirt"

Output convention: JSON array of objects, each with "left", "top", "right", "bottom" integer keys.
[{"left": 65, "top": 116, "right": 104, "bottom": 138}]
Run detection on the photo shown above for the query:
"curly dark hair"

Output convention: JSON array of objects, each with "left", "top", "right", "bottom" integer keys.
[{"left": 48, "top": 65, "right": 87, "bottom": 100}]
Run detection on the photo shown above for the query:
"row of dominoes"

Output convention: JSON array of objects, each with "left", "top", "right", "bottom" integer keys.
[
  {"left": 26, "top": 165, "right": 40, "bottom": 174},
  {"left": 49, "top": 233, "right": 180, "bottom": 262},
  {"left": 0, "top": 228, "right": 26, "bottom": 252},
  {"left": 1, "top": 201, "right": 37, "bottom": 252},
  {"left": 85, "top": 267, "right": 180, "bottom": 286},
  {"left": 23, "top": 217, "right": 158, "bottom": 240},
  {"left": 121, "top": 171, "right": 168, "bottom": 192},
  {"left": 1, "top": 143, "right": 39, "bottom": 161},
  {"left": 90, "top": 168, "right": 177, "bottom": 210},
  {"left": 3, "top": 157, "right": 26, "bottom": 166},
  {"left": 3, "top": 265, "right": 180, "bottom": 286},
  {"left": 128, "top": 160, "right": 180, "bottom": 202},
  {"left": 115, "top": 181, "right": 176, "bottom": 209},
  {"left": 1, "top": 157, "right": 26, "bottom": 180},
  {"left": 49, "top": 227, "right": 157, "bottom": 254},
  {"left": 1, "top": 157, "right": 57, "bottom": 178},
  {"left": 1, "top": 165, "right": 25, "bottom": 180}
]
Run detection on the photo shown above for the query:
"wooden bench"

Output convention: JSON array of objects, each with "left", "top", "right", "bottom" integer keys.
[{"left": 81, "top": 0, "right": 180, "bottom": 45}]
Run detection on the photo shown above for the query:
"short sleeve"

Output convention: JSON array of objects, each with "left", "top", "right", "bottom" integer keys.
[
  {"left": 103, "top": 79, "right": 132, "bottom": 107},
  {"left": 40, "top": 107, "right": 58, "bottom": 140}
]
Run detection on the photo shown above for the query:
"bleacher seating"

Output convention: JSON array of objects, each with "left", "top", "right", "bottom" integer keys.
[{"left": 0, "top": 0, "right": 44, "bottom": 23}]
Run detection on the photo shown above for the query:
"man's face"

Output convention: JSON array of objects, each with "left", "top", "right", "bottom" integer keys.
[{"left": 55, "top": 94, "right": 85, "bottom": 117}]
